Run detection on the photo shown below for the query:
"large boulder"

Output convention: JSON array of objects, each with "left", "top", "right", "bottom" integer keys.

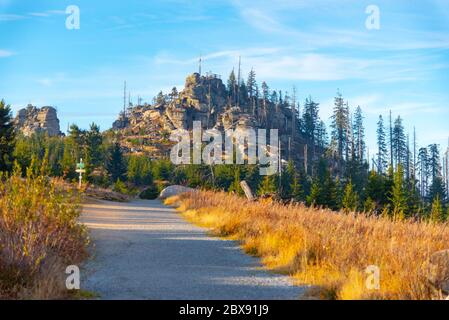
[
  {"left": 423, "top": 249, "right": 449, "bottom": 298},
  {"left": 14, "top": 105, "right": 62, "bottom": 137},
  {"left": 159, "top": 185, "right": 194, "bottom": 199}
]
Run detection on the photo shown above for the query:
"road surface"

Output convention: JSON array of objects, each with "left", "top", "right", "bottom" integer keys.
[{"left": 81, "top": 199, "right": 305, "bottom": 300}]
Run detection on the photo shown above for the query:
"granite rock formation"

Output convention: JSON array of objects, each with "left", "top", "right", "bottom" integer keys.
[
  {"left": 15, "top": 105, "right": 62, "bottom": 137},
  {"left": 112, "top": 72, "right": 307, "bottom": 162}
]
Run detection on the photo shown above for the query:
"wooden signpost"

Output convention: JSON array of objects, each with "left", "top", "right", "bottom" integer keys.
[{"left": 75, "top": 158, "right": 86, "bottom": 189}]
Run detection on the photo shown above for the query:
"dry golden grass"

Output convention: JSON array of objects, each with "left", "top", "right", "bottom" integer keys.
[
  {"left": 165, "top": 190, "right": 449, "bottom": 300},
  {"left": 0, "top": 171, "right": 88, "bottom": 299}
]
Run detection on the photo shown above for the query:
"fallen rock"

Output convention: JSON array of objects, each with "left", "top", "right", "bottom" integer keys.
[
  {"left": 424, "top": 249, "right": 449, "bottom": 298},
  {"left": 159, "top": 185, "right": 194, "bottom": 199}
]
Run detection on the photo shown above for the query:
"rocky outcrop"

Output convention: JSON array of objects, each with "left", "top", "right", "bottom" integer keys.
[
  {"left": 111, "top": 72, "right": 307, "bottom": 163},
  {"left": 15, "top": 104, "right": 62, "bottom": 137}
]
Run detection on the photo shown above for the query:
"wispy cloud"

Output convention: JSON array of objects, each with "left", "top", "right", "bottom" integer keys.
[
  {"left": 155, "top": 47, "right": 441, "bottom": 85},
  {"left": 231, "top": 0, "right": 449, "bottom": 52},
  {"left": 0, "top": 49, "right": 14, "bottom": 57},
  {"left": 0, "top": 13, "right": 25, "bottom": 21},
  {"left": 0, "top": 10, "right": 66, "bottom": 22}
]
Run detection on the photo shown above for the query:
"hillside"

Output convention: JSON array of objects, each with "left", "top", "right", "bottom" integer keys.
[{"left": 111, "top": 72, "right": 309, "bottom": 163}]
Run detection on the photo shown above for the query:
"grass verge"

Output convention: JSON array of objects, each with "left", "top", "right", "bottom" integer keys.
[
  {"left": 165, "top": 190, "right": 449, "bottom": 300},
  {"left": 0, "top": 170, "right": 88, "bottom": 299}
]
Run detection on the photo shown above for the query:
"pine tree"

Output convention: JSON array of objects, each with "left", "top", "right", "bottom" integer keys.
[
  {"left": 0, "top": 100, "right": 15, "bottom": 172},
  {"left": 353, "top": 106, "right": 365, "bottom": 163},
  {"left": 86, "top": 123, "right": 103, "bottom": 169},
  {"left": 308, "top": 159, "right": 338, "bottom": 209},
  {"left": 430, "top": 195, "right": 444, "bottom": 222},
  {"left": 291, "top": 171, "right": 303, "bottom": 202},
  {"left": 246, "top": 69, "right": 258, "bottom": 115},
  {"left": 392, "top": 116, "right": 406, "bottom": 168},
  {"left": 169, "top": 87, "right": 178, "bottom": 102},
  {"left": 428, "top": 176, "right": 447, "bottom": 203},
  {"left": 342, "top": 180, "right": 359, "bottom": 212},
  {"left": 428, "top": 144, "right": 441, "bottom": 180},
  {"left": 244, "top": 165, "right": 261, "bottom": 192},
  {"left": 365, "top": 170, "right": 387, "bottom": 211},
  {"left": 376, "top": 115, "right": 388, "bottom": 173},
  {"left": 331, "top": 91, "right": 349, "bottom": 166},
  {"left": 260, "top": 81, "right": 270, "bottom": 126},
  {"left": 389, "top": 110, "right": 394, "bottom": 169},
  {"left": 307, "top": 182, "right": 320, "bottom": 207},
  {"left": 229, "top": 166, "right": 244, "bottom": 195},
  {"left": 154, "top": 91, "right": 167, "bottom": 105},
  {"left": 107, "top": 143, "right": 126, "bottom": 182},
  {"left": 390, "top": 164, "right": 408, "bottom": 219},
  {"left": 246, "top": 69, "right": 257, "bottom": 100},
  {"left": 227, "top": 69, "right": 237, "bottom": 104},
  {"left": 258, "top": 174, "right": 278, "bottom": 196},
  {"left": 281, "top": 160, "right": 296, "bottom": 199},
  {"left": 418, "top": 147, "right": 430, "bottom": 197},
  {"left": 315, "top": 121, "right": 328, "bottom": 150},
  {"left": 302, "top": 96, "right": 320, "bottom": 157}
]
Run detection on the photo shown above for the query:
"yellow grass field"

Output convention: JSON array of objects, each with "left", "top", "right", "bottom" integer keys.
[{"left": 165, "top": 190, "right": 449, "bottom": 300}]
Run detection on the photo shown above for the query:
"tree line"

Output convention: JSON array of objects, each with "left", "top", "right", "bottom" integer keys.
[{"left": 1, "top": 65, "right": 448, "bottom": 220}]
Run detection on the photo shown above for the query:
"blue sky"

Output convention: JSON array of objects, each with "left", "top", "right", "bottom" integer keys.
[{"left": 0, "top": 0, "right": 448, "bottom": 154}]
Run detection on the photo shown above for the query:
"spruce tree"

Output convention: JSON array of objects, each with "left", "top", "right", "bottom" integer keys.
[
  {"left": 342, "top": 180, "right": 359, "bottom": 212},
  {"left": 281, "top": 160, "right": 296, "bottom": 199},
  {"left": 365, "top": 170, "right": 387, "bottom": 209},
  {"left": 430, "top": 195, "right": 444, "bottom": 222},
  {"left": 315, "top": 121, "right": 328, "bottom": 149},
  {"left": 392, "top": 116, "right": 406, "bottom": 167},
  {"left": 418, "top": 147, "right": 430, "bottom": 197},
  {"left": 0, "top": 100, "right": 15, "bottom": 172},
  {"left": 330, "top": 91, "right": 349, "bottom": 167},
  {"left": 246, "top": 69, "right": 257, "bottom": 100},
  {"left": 307, "top": 182, "right": 320, "bottom": 207},
  {"left": 376, "top": 115, "right": 388, "bottom": 173},
  {"left": 229, "top": 166, "right": 244, "bottom": 195},
  {"left": 390, "top": 164, "right": 408, "bottom": 219},
  {"left": 302, "top": 96, "right": 320, "bottom": 157},
  {"left": 107, "top": 143, "right": 126, "bottom": 182},
  {"left": 258, "top": 174, "right": 277, "bottom": 196},
  {"left": 353, "top": 106, "right": 365, "bottom": 163}
]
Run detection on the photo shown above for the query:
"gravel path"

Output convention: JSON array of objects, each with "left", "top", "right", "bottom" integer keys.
[{"left": 81, "top": 199, "right": 306, "bottom": 300}]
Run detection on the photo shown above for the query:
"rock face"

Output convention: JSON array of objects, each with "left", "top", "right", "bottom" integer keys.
[
  {"left": 112, "top": 72, "right": 308, "bottom": 163},
  {"left": 15, "top": 105, "right": 62, "bottom": 137}
]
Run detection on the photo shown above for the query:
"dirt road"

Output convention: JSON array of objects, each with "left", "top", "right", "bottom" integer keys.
[{"left": 81, "top": 199, "right": 305, "bottom": 299}]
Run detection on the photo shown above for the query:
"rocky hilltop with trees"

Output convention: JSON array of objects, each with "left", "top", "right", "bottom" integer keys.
[{"left": 111, "top": 71, "right": 329, "bottom": 167}]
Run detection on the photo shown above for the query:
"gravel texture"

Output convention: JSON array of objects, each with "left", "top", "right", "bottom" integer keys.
[{"left": 81, "top": 199, "right": 306, "bottom": 300}]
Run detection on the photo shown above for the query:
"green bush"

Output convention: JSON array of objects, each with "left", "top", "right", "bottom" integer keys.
[{"left": 139, "top": 185, "right": 159, "bottom": 199}]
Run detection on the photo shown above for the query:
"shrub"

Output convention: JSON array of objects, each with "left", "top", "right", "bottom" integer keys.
[
  {"left": 139, "top": 185, "right": 159, "bottom": 200},
  {"left": 0, "top": 166, "right": 88, "bottom": 299}
]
